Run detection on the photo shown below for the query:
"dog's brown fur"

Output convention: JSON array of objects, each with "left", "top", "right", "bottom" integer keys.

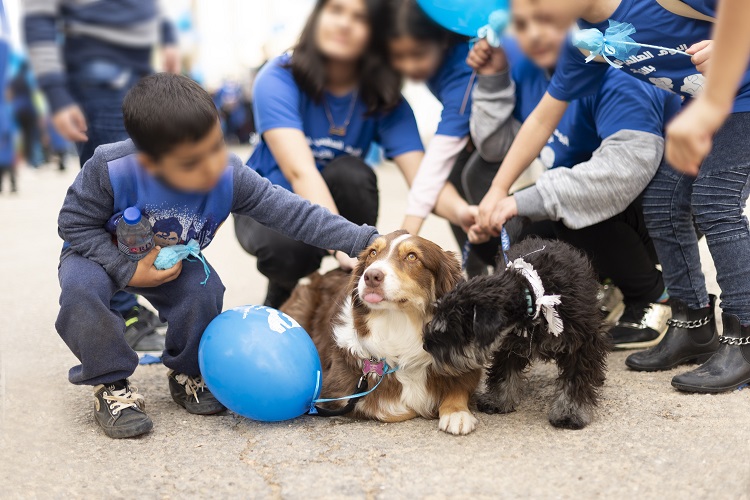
[{"left": 282, "top": 232, "right": 482, "bottom": 435}]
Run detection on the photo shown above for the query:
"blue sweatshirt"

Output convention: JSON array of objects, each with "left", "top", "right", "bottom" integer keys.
[
  {"left": 23, "top": 0, "right": 177, "bottom": 113},
  {"left": 58, "top": 140, "right": 378, "bottom": 289}
]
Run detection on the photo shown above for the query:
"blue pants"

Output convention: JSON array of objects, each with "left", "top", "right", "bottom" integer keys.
[
  {"left": 643, "top": 112, "right": 750, "bottom": 322},
  {"left": 69, "top": 61, "right": 144, "bottom": 314},
  {"left": 56, "top": 252, "right": 225, "bottom": 385}
]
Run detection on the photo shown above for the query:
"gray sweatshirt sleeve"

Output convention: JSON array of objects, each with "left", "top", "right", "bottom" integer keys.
[
  {"left": 513, "top": 129, "right": 663, "bottom": 230},
  {"left": 58, "top": 149, "right": 138, "bottom": 288},
  {"left": 230, "top": 157, "right": 378, "bottom": 257},
  {"left": 470, "top": 71, "right": 520, "bottom": 163}
]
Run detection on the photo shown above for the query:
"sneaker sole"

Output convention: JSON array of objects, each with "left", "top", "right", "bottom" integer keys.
[
  {"left": 96, "top": 417, "right": 153, "bottom": 439},
  {"left": 625, "top": 352, "right": 716, "bottom": 372},
  {"left": 170, "top": 394, "right": 226, "bottom": 415},
  {"left": 671, "top": 376, "right": 750, "bottom": 393},
  {"left": 613, "top": 325, "right": 669, "bottom": 351}
]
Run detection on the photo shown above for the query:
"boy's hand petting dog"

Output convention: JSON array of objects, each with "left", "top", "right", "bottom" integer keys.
[
  {"left": 333, "top": 250, "right": 358, "bottom": 271},
  {"left": 687, "top": 39, "right": 713, "bottom": 75},
  {"left": 128, "top": 246, "right": 183, "bottom": 287},
  {"left": 466, "top": 39, "right": 508, "bottom": 75}
]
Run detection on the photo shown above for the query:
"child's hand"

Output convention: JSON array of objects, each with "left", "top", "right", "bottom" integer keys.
[
  {"left": 665, "top": 97, "right": 729, "bottom": 175},
  {"left": 128, "top": 247, "right": 183, "bottom": 287},
  {"left": 687, "top": 40, "right": 713, "bottom": 75},
  {"left": 466, "top": 39, "right": 508, "bottom": 75},
  {"left": 334, "top": 250, "right": 358, "bottom": 271}
]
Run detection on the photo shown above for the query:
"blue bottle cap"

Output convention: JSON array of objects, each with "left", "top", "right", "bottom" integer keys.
[{"left": 122, "top": 207, "right": 142, "bottom": 225}]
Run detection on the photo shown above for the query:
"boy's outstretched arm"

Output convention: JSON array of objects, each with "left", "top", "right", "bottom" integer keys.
[
  {"left": 231, "top": 156, "right": 378, "bottom": 257},
  {"left": 666, "top": 0, "right": 750, "bottom": 174},
  {"left": 476, "top": 92, "right": 568, "bottom": 235}
]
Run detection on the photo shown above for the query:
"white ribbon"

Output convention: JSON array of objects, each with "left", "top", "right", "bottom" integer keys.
[{"left": 507, "top": 257, "right": 564, "bottom": 337}]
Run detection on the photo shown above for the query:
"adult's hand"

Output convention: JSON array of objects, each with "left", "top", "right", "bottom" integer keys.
[{"left": 53, "top": 104, "right": 88, "bottom": 142}]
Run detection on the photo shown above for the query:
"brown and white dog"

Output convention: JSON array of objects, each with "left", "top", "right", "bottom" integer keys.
[{"left": 281, "top": 231, "right": 481, "bottom": 435}]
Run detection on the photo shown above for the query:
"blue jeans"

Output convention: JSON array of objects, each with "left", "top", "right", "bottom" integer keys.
[
  {"left": 69, "top": 61, "right": 144, "bottom": 313},
  {"left": 643, "top": 112, "right": 750, "bottom": 322},
  {"left": 56, "top": 252, "right": 225, "bottom": 385}
]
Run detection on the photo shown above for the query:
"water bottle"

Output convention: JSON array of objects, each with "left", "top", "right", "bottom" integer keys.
[{"left": 116, "top": 207, "right": 154, "bottom": 261}]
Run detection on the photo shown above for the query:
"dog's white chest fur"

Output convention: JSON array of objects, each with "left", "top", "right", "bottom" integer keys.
[{"left": 333, "top": 297, "right": 436, "bottom": 419}]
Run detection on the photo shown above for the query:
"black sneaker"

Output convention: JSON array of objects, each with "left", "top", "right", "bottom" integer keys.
[
  {"left": 93, "top": 380, "right": 153, "bottom": 438},
  {"left": 167, "top": 370, "right": 226, "bottom": 415},
  {"left": 609, "top": 301, "right": 671, "bottom": 349},
  {"left": 263, "top": 282, "right": 293, "bottom": 309},
  {"left": 123, "top": 306, "right": 166, "bottom": 353}
]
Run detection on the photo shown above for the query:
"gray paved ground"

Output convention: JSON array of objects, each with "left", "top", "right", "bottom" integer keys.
[{"left": 1, "top": 155, "right": 748, "bottom": 498}]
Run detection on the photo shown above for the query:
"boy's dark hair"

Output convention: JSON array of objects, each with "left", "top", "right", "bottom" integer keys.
[
  {"left": 289, "top": 0, "right": 402, "bottom": 114},
  {"left": 123, "top": 73, "right": 219, "bottom": 159},
  {"left": 385, "top": 0, "right": 467, "bottom": 46}
]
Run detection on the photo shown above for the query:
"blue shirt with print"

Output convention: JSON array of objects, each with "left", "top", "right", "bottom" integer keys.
[
  {"left": 504, "top": 38, "right": 680, "bottom": 170},
  {"left": 248, "top": 54, "right": 424, "bottom": 190},
  {"left": 104, "top": 153, "right": 233, "bottom": 250},
  {"left": 548, "top": 0, "right": 750, "bottom": 113},
  {"left": 426, "top": 42, "right": 474, "bottom": 137}
]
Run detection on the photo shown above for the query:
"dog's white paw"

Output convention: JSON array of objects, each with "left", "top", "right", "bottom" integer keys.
[{"left": 439, "top": 410, "right": 478, "bottom": 435}]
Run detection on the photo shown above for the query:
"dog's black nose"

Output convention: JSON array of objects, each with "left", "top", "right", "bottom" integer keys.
[{"left": 364, "top": 268, "right": 384, "bottom": 287}]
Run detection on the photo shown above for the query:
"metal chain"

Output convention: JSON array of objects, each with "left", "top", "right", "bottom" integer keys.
[
  {"left": 666, "top": 315, "right": 713, "bottom": 329},
  {"left": 719, "top": 336, "right": 750, "bottom": 346}
]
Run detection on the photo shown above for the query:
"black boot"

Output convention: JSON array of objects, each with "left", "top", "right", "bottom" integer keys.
[
  {"left": 671, "top": 313, "right": 750, "bottom": 393},
  {"left": 625, "top": 295, "right": 718, "bottom": 371}
]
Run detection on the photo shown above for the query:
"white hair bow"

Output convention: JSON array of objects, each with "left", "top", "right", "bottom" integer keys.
[{"left": 508, "top": 257, "right": 564, "bottom": 336}]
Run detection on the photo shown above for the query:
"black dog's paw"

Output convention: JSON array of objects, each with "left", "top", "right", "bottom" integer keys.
[
  {"left": 476, "top": 393, "right": 516, "bottom": 415},
  {"left": 548, "top": 398, "right": 593, "bottom": 430}
]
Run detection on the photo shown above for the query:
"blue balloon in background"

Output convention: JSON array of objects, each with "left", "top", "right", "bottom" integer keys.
[
  {"left": 416, "top": 0, "right": 510, "bottom": 37},
  {"left": 199, "top": 305, "right": 322, "bottom": 422}
]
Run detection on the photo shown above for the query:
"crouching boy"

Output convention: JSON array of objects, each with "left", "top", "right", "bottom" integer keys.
[{"left": 56, "top": 73, "right": 379, "bottom": 438}]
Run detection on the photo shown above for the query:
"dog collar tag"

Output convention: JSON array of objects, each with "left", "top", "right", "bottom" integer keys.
[{"left": 362, "top": 358, "right": 386, "bottom": 377}]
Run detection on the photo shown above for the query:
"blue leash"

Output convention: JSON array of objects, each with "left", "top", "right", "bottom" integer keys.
[
  {"left": 462, "top": 226, "right": 511, "bottom": 269},
  {"left": 309, "top": 361, "right": 398, "bottom": 416}
]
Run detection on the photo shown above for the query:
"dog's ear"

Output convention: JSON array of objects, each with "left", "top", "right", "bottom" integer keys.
[
  {"left": 435, "top": 250, "right": 463, "bottom": 298},
  {"left": 473, "top": 305, "right": 508, "bottom": 349}
]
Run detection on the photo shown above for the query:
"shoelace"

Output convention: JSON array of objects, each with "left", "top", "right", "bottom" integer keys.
[
  {"left": 101, "top": 386, "right": 145, "bottom": 415},
  {"left": 175, "top": 373, "right": 207, "bottom": 403}
]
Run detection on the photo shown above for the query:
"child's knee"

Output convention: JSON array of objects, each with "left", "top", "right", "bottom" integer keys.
[{"left": 691, "top": 174, "right": 750, "bottom": 238}]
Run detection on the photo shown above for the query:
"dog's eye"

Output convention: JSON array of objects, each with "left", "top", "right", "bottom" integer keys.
[
  {"left": 369, "top": 249, "right": 377, "bottom": 258},
  {"left": 406, "top": 252, "right": 417, "bottom": 261}
]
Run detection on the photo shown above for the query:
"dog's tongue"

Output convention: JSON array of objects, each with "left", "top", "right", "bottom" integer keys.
[{"left": 364, "top": 292, "right": 384, "bottom": 304}]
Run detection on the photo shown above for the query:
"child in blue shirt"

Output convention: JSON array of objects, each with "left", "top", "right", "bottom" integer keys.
[
  {"left": 463, "top": 0, "right": 678, "bottom": 349},
  {"left": 476, "top": 0, "right": 750, "bottom": 393},
  {"left": 385, "top": 0, "right": 475, "bottom": 235},
  {"left": 56, "top": 73, "right": 380, "bottom": 439}
]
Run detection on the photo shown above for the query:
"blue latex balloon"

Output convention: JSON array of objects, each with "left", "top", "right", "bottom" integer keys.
[
  {"left": 416, "top": 0, "right": 510, "bottom": 37},
  {"left": 198, "top": 305, "right": 322, "bottom": 422}
]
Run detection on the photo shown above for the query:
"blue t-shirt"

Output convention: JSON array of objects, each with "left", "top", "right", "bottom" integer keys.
[
  {"left": 504, "top": 38, "right": 679, "bottom": 170},
  {"left": 248, "top": 54, "right": 424, "bottom": 190},
  {"left": 548, "top": 0, "right": 750, "bottom": 113},
  {"left": 426, "top": 42, "right": 474, "bottom": 137},
  {"left": 104, "top": 153, "right": 234, "bottom": 249}
]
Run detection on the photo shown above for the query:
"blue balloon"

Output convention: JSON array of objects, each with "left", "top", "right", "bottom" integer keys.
[
  {"left": 416, "top": 0, "right": 510, "bottom": 37},
  {"left": 198, "top": 305, "right": 322, "bottom": 422}
]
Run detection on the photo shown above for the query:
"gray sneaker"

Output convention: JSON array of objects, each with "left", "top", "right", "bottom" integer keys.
[
  {"left": 93, "top": 380, "right": 153, "bottom": 439},
  {"left": 168, "top": 370, "right": 226, "bottom": 415},
  {"left": 123, "top": 306, "right": 166, "bottom": 354}
]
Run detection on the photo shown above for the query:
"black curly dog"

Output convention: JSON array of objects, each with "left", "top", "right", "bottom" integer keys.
[{"left": 423, "top": 237, "right": 609, "bottom": 429}]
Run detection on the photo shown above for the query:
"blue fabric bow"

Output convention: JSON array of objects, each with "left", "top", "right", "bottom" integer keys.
[
  {"left": 154, "top": 239, "right": 211, "bottom": 285},
  {"left": 476, "top": 9, "right": 510, "bottom": 48},
  {"left": 572, "top": 20, "right": 640, "bottom": 69}
]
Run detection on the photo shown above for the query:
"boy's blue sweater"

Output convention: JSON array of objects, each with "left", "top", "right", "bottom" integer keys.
[
  {"left": 24, "top": 0, "right": 176, "bottom": 113},
  {"left": 58, "top": 140, "right": 378, "bottom": 288}
]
